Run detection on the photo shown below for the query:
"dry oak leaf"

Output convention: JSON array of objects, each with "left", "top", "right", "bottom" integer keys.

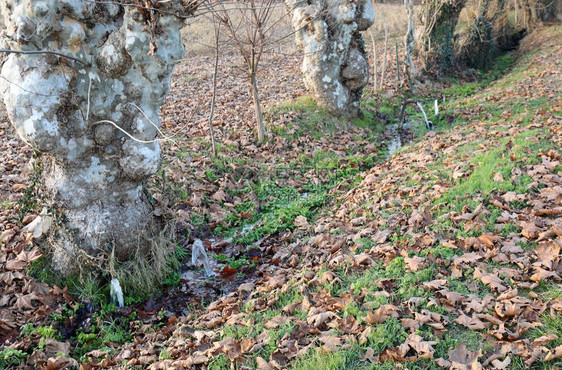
[
  {"left": 328, "top": 316, "right": 360, "bottom": 334},
  {"left": 307, "top": 311, "right": 338, "bottom": 327},
  {"left": 535, "top": 242, "right": 560, "bottom": 269},
  {"left": 405, "top": 256, "right": 426, "bottom": 272},
  {"left": 493, "top": 172, "right": 505, "bottom": 183},
  {"left": 544, "top": 345, "right": 562, "bottom": 361},
  {"left": 437, "top": 289, "right": 466, "bottom": 307},
  {"left": 265, "top": 315, "right": 290, "bottom": 329},
  {"left": 502, "top": 192, "right": 524, "bottom": 202},
  {"left": 464, "top": 295, "right": 494, "bottom": 313},
  {"left": 211, "top": 189, "right": 227, "bottom": 202},
  {"left": 353, "top": 253, "right": 374, "bottom": 266},
  {"left": 44, "top": 356, "right": 79, "bottom": 370},
  {"left": 4, "top": 259, "right": 27, "bottom": 271},
  {"left": 293, "top": 215, "right": 309, "bottom": 230},
  {"left": 532, "top": 334, "right": 558, "bottom": 345},
  {"left": 256, "top": 356, "right": 276, "bottom": 370},
  {"left": 423, "top": 279, "right": 448, "bottom": 291},
  {"left": 478, "top": 234, "right": 499, "bottom": 248},
  {"left": 529, "top": 267, "right": 560, "bottom": 282},
  {"left": 473, "top": 268, "right": 507, "bottom": 292},
  {"left": 453, "top": 170, "right": 467, "bottom": 180},
  {"left": 491, "top": 356, "right": 511, "bottom": 369},
  {"left": 453, "top": 252, "right": 482, "bottom": 266},
  {"left": 15, "top": 292, "right": 42, "bottom": 310},
  {"left": 448, "top": 343, "right": 482, "bottom": 369},
  {"left": 539, "top": 186, "right": 562, "bottom": 202},
  {"left": 404, "top": 333, "right": 438, "bottom": 359},
  {"left": 520, "top": 221, "right": 540, "bottom": 240},
  {"left": 365, "top": 304, "right": 400, "bottom": 325},
  {"left": 454, "top": 313, "right": 488, "bottom": 330}
]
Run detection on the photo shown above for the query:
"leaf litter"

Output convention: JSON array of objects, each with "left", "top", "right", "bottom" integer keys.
[{"left": 0, "top": 26, "right": 561, "bottom": 369}]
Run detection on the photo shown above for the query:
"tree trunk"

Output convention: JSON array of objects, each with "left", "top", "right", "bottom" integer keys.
[
  {"left": 286, "top": 0, "right": 375, "bottom": 118},
  {"left": 417, "top": 0, "right": 466, "bottom": 75},
  {"left": 0, "top": 2, "right": 186, "bottom": 275},
  {"left": 250, "top": 71, "right": 266, "bottom": 143}
]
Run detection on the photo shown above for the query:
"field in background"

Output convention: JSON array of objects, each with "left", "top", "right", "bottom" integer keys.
[{"left": 181, "top": 2, "right": 410, "bottom": 58}]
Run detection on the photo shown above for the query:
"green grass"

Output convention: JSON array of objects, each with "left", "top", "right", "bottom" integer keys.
[
  {"left": 213, "top": 150, "right": 381, "bottom": 245},
  {"left": 434, "top": 128, "right": 553, "bottom": 215},
  {"left": 268, "top": 96, "right": 382, "bottom": 140}
]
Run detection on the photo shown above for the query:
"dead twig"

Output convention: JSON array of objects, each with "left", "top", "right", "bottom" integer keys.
[{"left": 0, "top": 49, "right": 91, "bottom": 66}]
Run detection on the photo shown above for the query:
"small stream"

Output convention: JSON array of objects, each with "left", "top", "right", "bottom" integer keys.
[{"left": 386, "top": 121, "right": 413, "bottom": 157}]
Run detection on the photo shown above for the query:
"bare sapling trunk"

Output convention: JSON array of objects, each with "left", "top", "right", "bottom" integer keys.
[
  {"left": 370, "top": 29, "right": 378, "bottom": 91},
  {"left": 286, "top": 0, "right": 375, "bottom": 118},
  {"left": 215, "top": 0, "right": 275, "bottom": 143},
  {"left": 0, "top": 1, "right": 190, "bottom": 275},
  {"left": 381, "top": 22, "right": 389, "bottom": 90},
  {"left": 250, "top": 69, "right": 266, "bottom": 143},
  {"left": 209, "top": 21, "right": 220, "bottom": 157}
]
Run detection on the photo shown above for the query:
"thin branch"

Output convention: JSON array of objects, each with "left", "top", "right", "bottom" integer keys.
[
  {"left": 0, "top": 75, "right": 57, "bottom": 97},
  {"left": 0, "top": 49, "right": 91, "bottom": 66}
]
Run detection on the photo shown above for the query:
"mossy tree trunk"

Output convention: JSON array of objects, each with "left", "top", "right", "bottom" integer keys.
[{"left": 417, "top": 0, "right": 466, "bottom": 75}]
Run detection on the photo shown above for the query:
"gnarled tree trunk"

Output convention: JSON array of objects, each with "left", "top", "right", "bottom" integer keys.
[
  {"left": 0, "top": 1, "right": 189, "bottom": 275},
  {"left": 286, "top": 0, "right": 374, "bottom": 118},
  {"left": 417, "top": 0, "right": 466, "bottom": 75}
]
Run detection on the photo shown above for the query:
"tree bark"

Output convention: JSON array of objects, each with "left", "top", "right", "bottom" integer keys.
[
  {"left": 0, "top": 1, "right": 186, "bottom": 275},
  {"left": 417, "top": 0, "right": 466, "bottom": 75},
  {"left": 286, "top": 0, "right": 375, "bottom": 118}
]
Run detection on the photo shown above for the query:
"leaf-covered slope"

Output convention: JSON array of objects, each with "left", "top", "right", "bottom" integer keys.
[{"left": 0, "top": 25, "right": 560, "bottom": 370}]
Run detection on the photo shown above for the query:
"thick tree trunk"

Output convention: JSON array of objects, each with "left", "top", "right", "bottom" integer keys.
[
  {"left": 0, "top": 2, "right": 186, "bottom": 275},
  {"left": 417, "top": 0, "right": 466, "bottom": 75},
  {"left": 286, "top": 0, "right": 374, "bottom": 118}
]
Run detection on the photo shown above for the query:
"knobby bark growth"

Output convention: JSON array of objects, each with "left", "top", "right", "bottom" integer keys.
[
  {"left": 0, "top": 1, "right": 190, "bottom": 275},
  {"left": 417, "top": 0, "right": 466, "bottom": 75},
  {"left": 286, "top": 0, "right": 375, "bottom": 118}
]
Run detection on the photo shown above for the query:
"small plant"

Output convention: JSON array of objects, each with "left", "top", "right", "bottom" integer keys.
[
  {"left": 373, "top": 318, "right": 408, "bottom": 350},
  {"left": 0, "top": 347, "right": 28, "bottom": 368},
  {"left": 213, "top": 254, "right": 254, "bottom": 270}
]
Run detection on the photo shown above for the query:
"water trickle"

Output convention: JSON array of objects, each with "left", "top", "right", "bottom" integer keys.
[
  {"left": 192, "top": 239, "right": 216, "bottom": 277},
  {"left": 110, "top": 278, "right": 124, "bottom": 308},
  {"left": 387, "top": 125, "right": 402, "bottom": 156},
  {"left": 416, "top": 101, "right": 433, "bottom": 130}
]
